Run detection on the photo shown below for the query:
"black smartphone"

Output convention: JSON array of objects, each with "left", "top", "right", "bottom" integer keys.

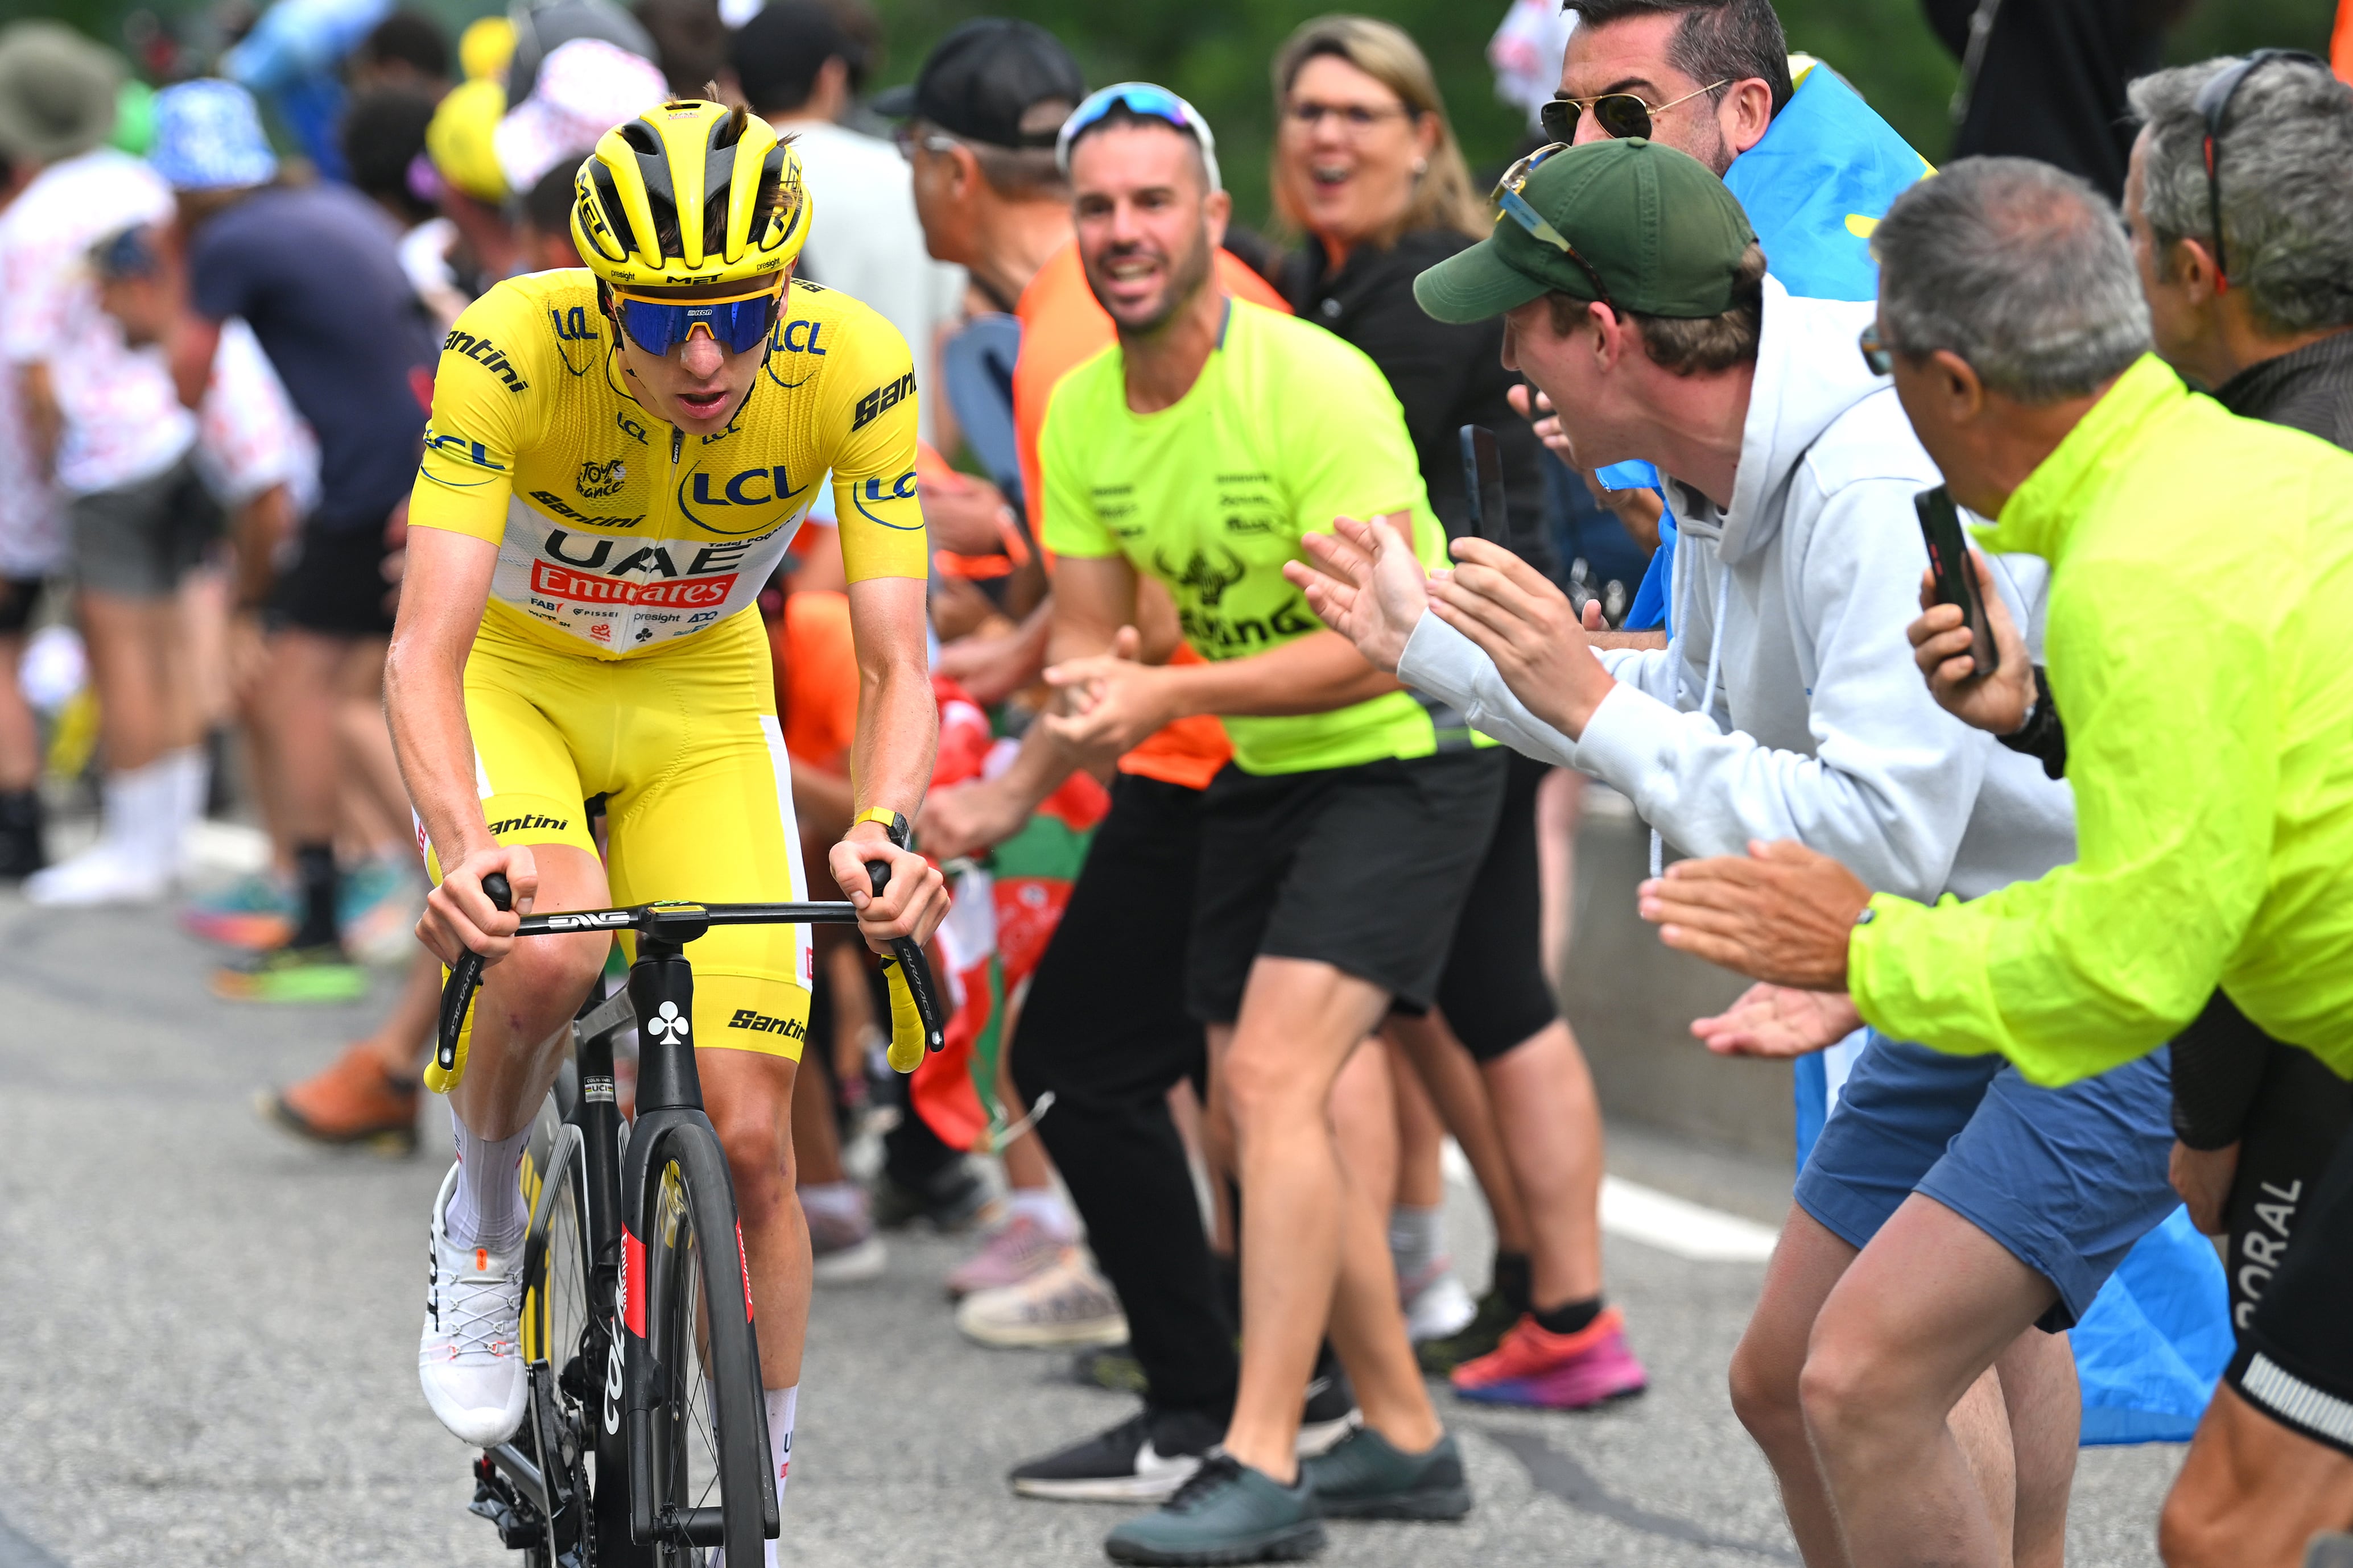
[
  {"left": 1460, "top": 425, "right": 1509, "bottom": 545},
  {"left": 1914, "top": 485, "right": 1995, "bottom": 682}
]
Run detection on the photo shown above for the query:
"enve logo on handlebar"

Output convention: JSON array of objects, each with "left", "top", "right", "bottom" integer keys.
[{"left": 431, "top": 866, "right": 945, "bottom": 1087}]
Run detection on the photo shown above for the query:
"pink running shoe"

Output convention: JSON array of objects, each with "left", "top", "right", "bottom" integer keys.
[
  {"left": 946, "top": 1213, "right": 1067, "bottom": 1300},
  {"left": 1451, "top": 1307, "right": 1648, "bottom": 1409}
]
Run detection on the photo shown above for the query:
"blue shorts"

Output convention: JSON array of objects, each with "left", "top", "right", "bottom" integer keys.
[{"left": 1794, "top": 1033, "right": 2177, "bottom": 1331}]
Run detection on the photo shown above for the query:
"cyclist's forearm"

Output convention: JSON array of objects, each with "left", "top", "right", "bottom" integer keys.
[
  {"left": 386, "top": 638, "right": 493, "bottom": 869},
  {"left": 851, "top": 651, "right": 938, "bottom": 825},
  {"left": 1157, "top": 629, "right": 1397, "bottom": 718}
]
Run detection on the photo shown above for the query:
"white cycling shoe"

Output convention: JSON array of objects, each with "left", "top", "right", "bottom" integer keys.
[{"left": 419, "top": 1162, "right": 529, "bottom": 1446}]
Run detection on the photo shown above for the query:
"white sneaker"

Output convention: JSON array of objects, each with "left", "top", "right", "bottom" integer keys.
[
  {"left": 24, "top": 838, "right": 170, "bottom": 907},
  {"left": 418, "top": 1162, "right": 528, "bottom": 1446},
  {"left": 1401, "top": 1263, "right": 1477, "bottom": 1343},
  {"left": 955, "top": 1248, "right": 1128, "bottom": 1350}
]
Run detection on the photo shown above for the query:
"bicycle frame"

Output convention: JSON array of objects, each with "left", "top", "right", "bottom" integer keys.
[{"left": 456, "top": 888, "right": 944, "bottom": 1561}]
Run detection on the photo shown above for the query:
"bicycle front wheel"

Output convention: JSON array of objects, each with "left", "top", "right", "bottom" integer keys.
[{"left": 642, "top": 1127, "right": 774, "bottom": 1566}]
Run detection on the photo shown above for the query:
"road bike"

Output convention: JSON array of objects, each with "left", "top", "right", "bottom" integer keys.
[{"left": 439, "top": 866, "right": 944, "bottom": 1566}]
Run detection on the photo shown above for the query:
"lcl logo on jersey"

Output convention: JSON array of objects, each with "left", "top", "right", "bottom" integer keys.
[
  {"left": 677, "top": 464, "right": 811, "bottom": 536},
  {"left": 851, "top": 469, "right": 921, "bottom": 529}
]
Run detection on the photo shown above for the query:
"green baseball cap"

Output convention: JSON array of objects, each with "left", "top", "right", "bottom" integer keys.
[{"left": 1415, "top": 138, "right": 1757, "bottom": 324}]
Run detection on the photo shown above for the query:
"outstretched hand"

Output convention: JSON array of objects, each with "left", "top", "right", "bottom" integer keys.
[
  {"left": 1908, "top": 548, "right": 2034, "bottom": 736},
  {"left": 1284, "top": 515, "right": 1428, "bottom": 675},
  {"left": 1691, "top": 983, "right": 1864, "bottom": 1058},
  {"left": 1426, "top": 536, "right": 1616, "bottom": 739},
  {"left": 1637, "top": 839, "right": 1871, "bottom": 990}
]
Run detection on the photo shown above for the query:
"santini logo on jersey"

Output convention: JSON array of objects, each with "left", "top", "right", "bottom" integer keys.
[
  {"left": 487, "top": 812, "right": 570, "bottom": 835},
  {"left": 852, "top": 371, "right": 915, "bottom": 432},
  {"left": 728, "top": 1008, "right": 807, "bottom": 1040},
  {"left": 444, "top": 329, "right": 528, "bottom": 392},
  {"left": 531, "top": 489, "right": 643, "bottom": 528}
]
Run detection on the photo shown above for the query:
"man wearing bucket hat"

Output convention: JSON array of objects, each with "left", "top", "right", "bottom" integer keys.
[
  {"left": 1288, "top": 136, "right": 2177, "bottom": 1566},
  {"left": 0, "top": 22, "right": 220, "bottom": 906},
  {"left": 148, "top": 77, "right": 439, "bottom": 1002}
]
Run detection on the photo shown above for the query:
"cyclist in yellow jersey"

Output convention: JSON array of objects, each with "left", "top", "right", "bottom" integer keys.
[{"left": 389, "top": 100, "right": 948, "bottom": 1516}]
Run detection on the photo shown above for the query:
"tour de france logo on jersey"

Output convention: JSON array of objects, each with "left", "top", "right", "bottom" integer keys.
[{"left": 576, "top": 458, "right": 627, "bottom": 499}]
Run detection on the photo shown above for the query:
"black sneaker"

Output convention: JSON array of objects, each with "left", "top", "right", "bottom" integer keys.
[
  {"left": 0, "top": 788, "right": 45, "bottom": 880},
  {"left": 870, "top": 1160, "right": 992, "bottom": 1232},
  {"left": 1103, "top": 1454, "right": 1324, "bottom": 1566},
  {"left": 1415, "top": 1287, "right": 1516, "bottom": 1376},
  {"left": 1011, "top": 1407, "right": 1224, "bottom": 1503},
  {"left": 1302, "top": 1426, "right": 1470, "bottom": 1521},
  {"left": 1072, "top": 1343, "right": 1152, "bottom": 1395}
]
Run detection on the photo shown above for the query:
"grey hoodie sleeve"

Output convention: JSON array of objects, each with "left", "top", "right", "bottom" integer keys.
[
  {"left": 1396, "top": 611, "right": 1585, "bottom": 767},
  {"left": 1570, "top": 478, "right": 1992, "bottom": 904}
]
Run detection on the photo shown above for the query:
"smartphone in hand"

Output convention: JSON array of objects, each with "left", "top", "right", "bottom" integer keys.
[
  {"left": 1460, "top": 425, "right": 1509, "bottom": 545},
  {"left": 1915, "top": 485, "right": 1995, "bottom": 682}
]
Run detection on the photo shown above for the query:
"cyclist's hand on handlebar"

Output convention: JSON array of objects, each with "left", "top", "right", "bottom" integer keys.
[
  {"left": 828, "top": 832, "right": 949, "bottom": 953},
  {"left": 419, "top": 843, "right": 536, "bottom": 967}
]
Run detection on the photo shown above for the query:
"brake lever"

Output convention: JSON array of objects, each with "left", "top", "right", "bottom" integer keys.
[{"left": 434, "top": 870, "right": 514, "bottom": 1079}]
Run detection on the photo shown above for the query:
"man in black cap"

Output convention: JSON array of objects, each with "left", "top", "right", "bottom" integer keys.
[{"left": 877, "top": 18, "right": 1087, "bottom": 315}]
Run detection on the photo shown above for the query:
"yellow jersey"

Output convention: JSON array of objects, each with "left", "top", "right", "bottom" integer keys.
[{"left": 410, "top": 269, "right": 927, "bottom": 656}]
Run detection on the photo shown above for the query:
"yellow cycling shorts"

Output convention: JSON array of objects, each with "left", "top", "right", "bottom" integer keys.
[{"left": 424, "top": 604, "right": 814, "bottom": 1060}]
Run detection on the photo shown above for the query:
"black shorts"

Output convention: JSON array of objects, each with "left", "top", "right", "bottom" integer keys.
[
  {"left": 2223, "top": 1042, "right": 2353, "bottom": 1332},
  {"left": 1186, "top": 747, "right": 1505, "bottom": 1025},
  {"left": 0, "top": 576, "right": 44, "bottom": 636},
  {"left": 2228, "top": 1115, "right": 2353, "bottom": 1457},
  {"left": 1403, "top": 748, "right": 1561, "bottom": 1061},
  {"left": 270, "top": 519, "right": 397, "bottom": 637}
]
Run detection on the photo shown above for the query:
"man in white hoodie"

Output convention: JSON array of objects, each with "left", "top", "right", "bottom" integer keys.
[{"left": 1288, "top": 137, "right": 2177, "bottom": 1568}]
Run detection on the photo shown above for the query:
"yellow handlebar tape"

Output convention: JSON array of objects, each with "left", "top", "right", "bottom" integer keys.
[{"left": 881, "top": 954, "right": 926, "bottom": 1074}]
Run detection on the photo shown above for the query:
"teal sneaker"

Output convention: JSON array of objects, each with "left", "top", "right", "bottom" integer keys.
[
  {"left": 211, "top": 943, "right": 370, "bottom": 1004},
  {"left": 1103, "top": 1454, "right": 1324, "bottom": 1566},
  {"left": 1301, "top": 1426, "right": 1470, "bottom": 1521}
]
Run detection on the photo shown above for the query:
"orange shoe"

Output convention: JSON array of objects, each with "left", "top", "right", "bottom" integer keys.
[
  {"left": 259, "top": 1043, "right": 420, "bottom": 1153},
  {"left": 1450, "top": 1306, "right": 1647, "bottom": 1409}
]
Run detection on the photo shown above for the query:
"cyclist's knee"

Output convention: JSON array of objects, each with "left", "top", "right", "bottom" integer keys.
[
  {"left": 1728, "top": 1324, "right": 1802, "bottom": 1443},
  {"left": 710, "top": 1093, "right": 794, "bottom": 1221},
  {"left": 484, "top": 933, "right": 607, "bottom": 1039}
]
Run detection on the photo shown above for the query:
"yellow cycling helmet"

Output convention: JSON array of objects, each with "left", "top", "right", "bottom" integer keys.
[{"left": 571, "top": 99, "right": 810, "bottom": 291}]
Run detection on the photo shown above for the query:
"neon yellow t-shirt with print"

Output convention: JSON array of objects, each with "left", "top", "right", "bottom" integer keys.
[{"left": 1041, "top": 298, "right": 1454, "bottom": 775}]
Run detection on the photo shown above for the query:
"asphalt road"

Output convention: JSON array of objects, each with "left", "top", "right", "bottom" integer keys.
[{"left": 0, "top": 888, "right": 2186, "bottom": 1567}]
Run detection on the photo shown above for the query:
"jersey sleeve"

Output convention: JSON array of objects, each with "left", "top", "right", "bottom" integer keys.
[
  {"left": 822, "top": 305, "right": 927, "bottom": 582},
  {"left": 1278, "top": 328, "right": 1446, "bottom": 568},
  {"left": 1038, "top": 368, "right": 1120, "bottom": 559},
  {"left": 410, "top": 288, "right": 534, "bottom": 541}
]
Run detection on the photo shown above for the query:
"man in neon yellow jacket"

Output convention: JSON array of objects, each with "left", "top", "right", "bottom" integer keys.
[{"left": 1638, "top": 155, "right": 2353, "bottom": 1523}]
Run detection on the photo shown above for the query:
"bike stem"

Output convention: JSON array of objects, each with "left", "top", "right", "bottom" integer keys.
[{"left": 628, "top": 937, "right": 704, "bottom": 1115}]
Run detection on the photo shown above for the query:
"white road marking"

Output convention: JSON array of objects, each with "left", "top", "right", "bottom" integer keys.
[{"left": 1441, "top": 1139, "right": 1780, "bottom": 1264}]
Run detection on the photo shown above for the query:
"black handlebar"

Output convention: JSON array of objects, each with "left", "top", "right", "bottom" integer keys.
[{"left": 430, "top": 863, "right": 946, "bottom": 1089}]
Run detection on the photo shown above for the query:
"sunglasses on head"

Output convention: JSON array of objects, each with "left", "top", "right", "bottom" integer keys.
[
  {"left": 2191, "top": 49, "right": 2326, "bottom": 291},
  {"left": 1056, "top": 82, "right": 1223, "bottom": 189},
  {"left": 1490, "top": 143, "right": 1618, "bottom": 313},
  {"left": 609, "top": 284, "right": 785, "bottom": 356},
  {"left": 1538, "top": 80, "right": 1728, "bottom": 146}
]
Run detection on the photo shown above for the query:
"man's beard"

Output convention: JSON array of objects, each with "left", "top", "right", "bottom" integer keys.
[{"left": 1102, "top": 225, "right": 1216, "bottom": 340}]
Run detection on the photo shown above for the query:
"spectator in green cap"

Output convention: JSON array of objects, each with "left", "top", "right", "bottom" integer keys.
[{"left": 1288, "top": 133, "right": 2182, "bottom": 1568}]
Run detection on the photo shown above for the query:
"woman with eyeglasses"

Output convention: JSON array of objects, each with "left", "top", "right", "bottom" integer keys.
[{"left": 1268, "top": 14, "right": 1645, "bottom": 1414}]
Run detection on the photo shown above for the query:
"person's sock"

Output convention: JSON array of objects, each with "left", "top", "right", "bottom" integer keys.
[
  {"left": 1533, "top": 1295, "right": 1604, "bottom": 1338},
  {"left": 444, "top": 1118, "right": 531, "bottom": 1252},
  {"left": 764, "top": 1383, "right": 798, "bottom": 1563},
  {"left": 288, "top": 841, "right": 341, "bottom": 951},
  {"left": 1006, "top": 1187, "right": 1077, "bottom": 1243},
  {"left": 1490, "top": 1250, "right": 1533, "bottom": 1315},
  {"left": 797, "top": 1180, "right": 864, "bottom": 1226},
  {"left": 1388, "top": 1203, "right": 1447, "bottom": 1287}
]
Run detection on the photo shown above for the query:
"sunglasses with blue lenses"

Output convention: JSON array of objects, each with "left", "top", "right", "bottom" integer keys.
[{"left": 610, "top": 286, "right": 785, "bottom": 356}]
